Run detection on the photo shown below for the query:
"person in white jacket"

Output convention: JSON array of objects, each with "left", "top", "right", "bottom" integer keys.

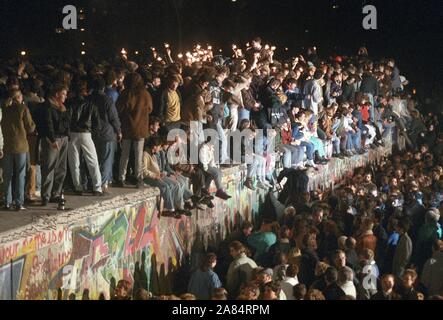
[
  {"left": 226, "top": 241, "right": 258, "bottom": 299},
  {"left": 199, "top": 140, "right": 231, "bottom": 200}
]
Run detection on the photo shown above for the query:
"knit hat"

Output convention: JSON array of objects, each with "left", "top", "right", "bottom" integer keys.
[{"left": 426, "top": 208, "right": 441, "bottom": 223}]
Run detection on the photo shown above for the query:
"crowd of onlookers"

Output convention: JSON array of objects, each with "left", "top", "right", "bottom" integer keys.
[
  {"left": 97, "top": 140, "right": 443, "bottom": 300},
  {"left": 18, "top": 37, "right": 439, "bottom": 300},
  {"left": 0, "top": 37, "right": 426, "bottom": 218}
]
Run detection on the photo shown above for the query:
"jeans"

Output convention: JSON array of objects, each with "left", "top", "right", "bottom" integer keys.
[
  {"left": 281, "top": 145, "right": 303, "bottom": 168},
  {"left": 68, "top": 132, "right": 102, "bottom": 192},
  {"left": 144, "top": 177, "right": 178, "bottom": 211},
  {"left": 119, "top": 139, "right": 144, "bottom": 182},
  {"left": 365, "top": 93, "right": 375, "bottom": 122},
  {"left": 246, "top": 155, "right": 266, "bottom": 181},
  {"left": 300, "top": 141, "right": 314, "bottom": 160},
  {"left": 3, "top": 153, "right": 27, "bottom": 206},
  {"left": 331, "top": 136, "right": 341, "bottom": 154},
  {"left": 205, "top": 166, "right": 223, "bottom": 191},
  {"left": 41, "top": 137, "right": 69, "bottom": 201},
  {"left": 352, "top": 130, "right": 362, "bottom": 150},
  {"left": 95, "top": 139, "right": 116, "bottom": 187}
]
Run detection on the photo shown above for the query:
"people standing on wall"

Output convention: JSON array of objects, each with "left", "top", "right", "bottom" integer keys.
[
  {"left": 116, "top": 72, "right": 153, "bottom": 189},
  {"left": 39, "top": 84, "right": 70, "bottom": 207},
  {"left": 1, "top": 89, "right": 36, "bottom": 210},
  {"left": 66, "top": 80, "right": 104, "bottom": 196},
  {"left": 90, "top": 77, "right": 122, "bottom": 194}
]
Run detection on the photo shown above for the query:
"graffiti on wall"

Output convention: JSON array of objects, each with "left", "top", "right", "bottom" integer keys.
[{"left": 0, "top": 168, "right": 262, "bottom": 300}]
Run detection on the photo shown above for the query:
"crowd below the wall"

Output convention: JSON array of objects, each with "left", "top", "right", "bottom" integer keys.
[{"left": 1, "top": 37, "right": 443, "bottom": 300}]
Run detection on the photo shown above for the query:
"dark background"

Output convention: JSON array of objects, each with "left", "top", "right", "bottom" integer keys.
[{"left": 0, "top": 0, "right": 442, "bottom": 100}]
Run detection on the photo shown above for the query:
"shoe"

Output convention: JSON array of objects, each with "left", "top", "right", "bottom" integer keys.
[
  {"left": 338, "top": 153, "right": 345, "bottom": 159},
  {"left": 115, "top": 180, "right": 127, "bottom": 188},
  {"left": 3, "top": 204, "right": 12, "bottom": 211},
  {"left": 244, "top": 179, "right": 256, "bottom": 190},
  {"left": 50, "top": 196, "right": 61, "bottom": 203},
  {"left": 256, "top": 181, "right": 268, "bottom": 190},
  {"left": 74, "top": 190, "right": 84, "bottom": 196},
  {"left": 102, "top": 186, "right": 111, "bottom": 195},
  {"left": 305, "top": 160, "right": 316, "bottom": 168},
  {"left": 15, "top": 205, "right": 27, "bottom": 211},
  {"left": 320, "top": 157, "right": 329, "bottom": 165},
  {"left": 358, "top": 149, "right": 366, "bottom": 155},
  {"left": 201, "top": 190, "right": 214, "bottom": 200},
  {"left": 178, "top": 209, "right": 192, "bottom": 217},
  {"left": 191, "top": 195, "right": 205, "bottom": 204},
  {"left": 41, "top": 199, "right": 49, "bottom": 207},
  {"left": 161, "top": 210, "right": 175, "bottom": 218},
  {"left": 201, "top": 197, "right": 215, "bottom": 209},
  {"left": 93, "top": 191, "right": 105, "bottom": 197},
  {"left": 215, "top": 190, "right": 231, "bottom": 200},
  {"left": 137, "top": 181, "right": 146, "bottom": 189},
  {"left": 263, "top": 181, "right": 273, "bottom": 189}
]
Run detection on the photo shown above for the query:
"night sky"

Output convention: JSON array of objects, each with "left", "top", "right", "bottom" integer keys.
[{"left": 1, "top": 0, "right": 442, "bottom": 97}]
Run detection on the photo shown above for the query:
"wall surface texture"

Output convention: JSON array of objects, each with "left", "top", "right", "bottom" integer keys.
[
  {"left": 0, "top": 138, "right": 396, "bottom": 300},
  {"left": 0, "top": 167, "right": 262, "bottom": 300}
]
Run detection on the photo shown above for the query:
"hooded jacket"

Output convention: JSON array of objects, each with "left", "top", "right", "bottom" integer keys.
[{"left": 116, "top": 73, "right": 153, "bottom": 140}]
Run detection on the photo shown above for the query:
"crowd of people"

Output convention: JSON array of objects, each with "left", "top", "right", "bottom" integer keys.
[{"left": 1, "top": 37, "right": 442, "bottom": 300}]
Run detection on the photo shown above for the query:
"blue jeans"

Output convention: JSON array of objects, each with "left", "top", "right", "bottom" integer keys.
[
  {"left": 144, "top": 176, "right": 178, "bottom": 211},
  {"left": 352, "top": 130, "right": 362, "bottom": 150},
  {"left": 281, "top": 145, "right": 303, "bottom": 168},
  {"left": 95, "top": 140, "right": 116, "bottom": 186},
  {"left": 3, "top": 153, "right": 27, "bottom": 206},
  {"left": 366, "top": 93, "right": 375, "bottom": 122},
  {"left": 300, "top": 141, "right": 314, "bottom": 160},
  {"left": 331, "top": 136, "right": 341, "bottom": 154}
]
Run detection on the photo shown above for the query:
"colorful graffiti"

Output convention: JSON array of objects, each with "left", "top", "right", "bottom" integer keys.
[{"left": 0, "top": 167, "right": 263, "bottom": 300}]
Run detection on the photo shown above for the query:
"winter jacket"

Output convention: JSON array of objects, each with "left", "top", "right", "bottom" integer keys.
[
  {"left": 188, "top": 268, "right": 222, "bottom": 300},
  {"left": 40, "top": 99, "right": 71, "bottom": 143},
  {"left": 360, "top": 73, "right": 379, "bottom": 96},
  {"left": 226, "top": 253, "right": 258, "bottom": 299},
  {"left": 90, "top": 92, "right": 121, "bottom": 142},
  {"left": 142, "top": 151, "right": 161, "bottom": 179},
  {"left": 247, "top": 232, "right": 277, "bottom": 266},
  {"left": 421, "top": 251, "right": 443, "bottom": 296},
  {"left": 67, "top": 96, "right": 100, "bottom": 133},
  {"left": 116, "top": 88, "right": 153, "bottom": 140},
  {"left": 393, "top": 233, "right": 413, "bottom": 277},
  {"left": 1, "top": 101, "right": 35, "bottom": 153}
]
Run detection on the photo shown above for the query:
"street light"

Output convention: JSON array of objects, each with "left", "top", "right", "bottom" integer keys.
[
  {"left": 81, "top": 50, "right": 86, "bottom": 55},
  {"left": 20, "top": 51, "right": 26, "bottom": 56}
]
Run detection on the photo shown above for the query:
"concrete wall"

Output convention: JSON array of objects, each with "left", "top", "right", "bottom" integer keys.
[
  {"left": 0, "top": 138, "right": 396, "bottom": 300},
  {"left": 0, "top": 166, "right": 263, "bottom": 300}
]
